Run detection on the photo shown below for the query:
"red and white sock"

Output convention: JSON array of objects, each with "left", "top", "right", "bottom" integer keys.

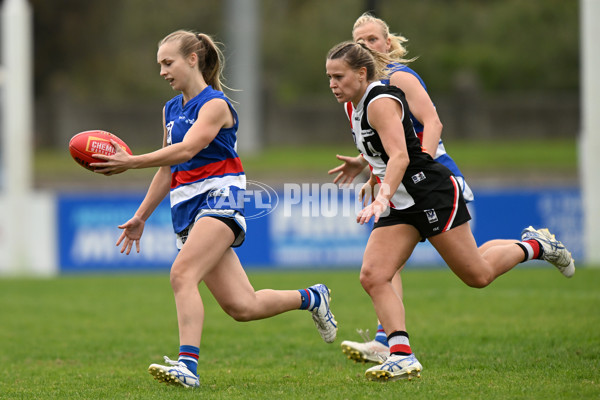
[
  {"left": 518, "top": 239, "right": 543, "bottom": 262},
  {"left": 387, "top": 331, "right": 412, "bottom": 356}
]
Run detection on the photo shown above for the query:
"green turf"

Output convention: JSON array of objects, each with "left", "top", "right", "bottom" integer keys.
[
  {"left": 239, "top": 139, "right": 577, "bottom": 175},
  {"left": 1, "top": 267, "right": 598, "bottom": 399},
  {"left": 435, "top": 138, "right": 577, "bottom": 172},
  {"left": 39, "top": 138, "right": 577, "bottom": 184}
]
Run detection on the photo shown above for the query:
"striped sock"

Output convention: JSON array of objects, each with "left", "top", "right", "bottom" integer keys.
[
  {"left": 517, "top": 239, "right": 543, "bottom": 262},
  {"left": 178, "top": 345, "right": 199, "bottom": 376},
  {"left": 374, "top": 324, "right": 388, "bottom": 346},
  {"left": 298, "top": 288, "right": 321, "bottom": 311},
  {"left": 388, "top": 331, "right": 412, "bottom": 356}
]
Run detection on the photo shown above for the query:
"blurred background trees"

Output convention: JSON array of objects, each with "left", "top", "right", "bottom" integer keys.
[{"left": 28, "top": 0, "right": 579, "bottom": 150}]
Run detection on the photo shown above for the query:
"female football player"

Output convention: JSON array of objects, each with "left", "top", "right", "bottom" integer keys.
[
  {"left": 91, "top": 29, "right": 337, "bottom": 388},
  {"left": 331, "top": 13, "right": 474, "bottom": 365},
  {"left": 325, "top": 40, "right": 574, "bottom": 382}
]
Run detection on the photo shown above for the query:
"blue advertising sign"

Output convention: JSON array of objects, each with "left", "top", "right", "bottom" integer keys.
[
  {"left": 266, "top": 184, "right": 373, "bottom": 268},
  {"left": 58, "top": 193, "right": 176, "bottom": 272},
  {"left": 470, "top": 187, "right": 583, "bottom": 262},
  {"left": 56, "top": 186, "right": 583, "bottom": 272}
]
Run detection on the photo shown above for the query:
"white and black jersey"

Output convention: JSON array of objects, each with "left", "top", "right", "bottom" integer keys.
[{"left": 349, "top": 82, "right": 454, "bottom": 210}]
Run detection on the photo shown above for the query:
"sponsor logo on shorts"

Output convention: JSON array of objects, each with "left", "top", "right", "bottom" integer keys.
[{"left": 425, "top": 209, "right": 438, "bottom": 224}]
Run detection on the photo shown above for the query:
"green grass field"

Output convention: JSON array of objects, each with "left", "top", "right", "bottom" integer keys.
[
  {"left": 38, "top": 138, "right": 577, "bottom": 187},
  {"left": 1, "top": 267, "right": 598, "bottom": 399}
]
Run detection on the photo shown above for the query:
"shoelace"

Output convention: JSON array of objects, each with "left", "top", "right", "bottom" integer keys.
[
  {"left": 356, "top": 328, "right": 372, "bottom": 343},
  {"left": 163, "top": 356, "right": 183, "bottom": 367}
]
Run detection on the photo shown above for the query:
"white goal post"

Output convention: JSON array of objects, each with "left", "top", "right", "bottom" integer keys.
[
  {"left": 580, "top": 0, "right": 600, "bottom": 266},
  {"left": 0, "top": 0, "right": 56, "bottom": 276}
]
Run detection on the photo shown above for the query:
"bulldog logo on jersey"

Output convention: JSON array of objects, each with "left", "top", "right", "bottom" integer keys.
[{"left": 425, "top": 209, "right": 438, "bottom": 224}]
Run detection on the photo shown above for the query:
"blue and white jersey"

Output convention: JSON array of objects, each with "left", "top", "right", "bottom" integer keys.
[
  {"left": 164, "top": 86, "right": 246, "bottom": 234},
  {"left": 381, "top": 63, "right": 473, "bottom": 202}
]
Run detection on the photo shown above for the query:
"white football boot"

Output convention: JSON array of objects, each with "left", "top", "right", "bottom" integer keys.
[
  {"left": 341, "top": 329, "right": 389, "bottom": 363},
  {"left": 309, "top": 284, "right": 338, "bottom": 343},
  {"left": 521, "top": 226, "right": 575, "bottom": 277},
  {"left": 365, "top": 354, "right": 422, "bottom": 382},
  {"left": 148, "top": 356, "right": 200, "bottom": 388}
]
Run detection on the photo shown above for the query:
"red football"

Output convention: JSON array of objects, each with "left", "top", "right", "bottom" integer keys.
[{"left": 69, "top": 130, "right": 132, "bottom": 171}]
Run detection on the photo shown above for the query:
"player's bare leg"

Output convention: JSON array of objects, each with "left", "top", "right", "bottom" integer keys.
[
  {"left": 359, "top": 224, "right": 423, "bottom": 380},
  {"left": 428, "top": 223, "right": 523, "bottom": 288},
  {"left": 341, "top": 267, "right": 403, "bottom": 363}
]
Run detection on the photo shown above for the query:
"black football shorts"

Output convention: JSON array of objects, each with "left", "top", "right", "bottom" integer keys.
[{"left": 374, "top": 175, "right": 471, "bottom": 241}]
